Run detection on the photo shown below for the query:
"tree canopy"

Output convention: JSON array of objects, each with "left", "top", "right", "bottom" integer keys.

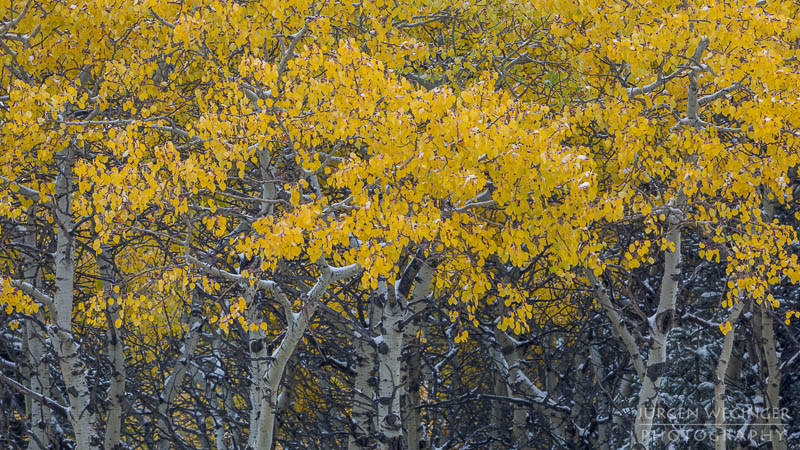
[{"left": 2, "top": 0, "right": 800, "bottom": 449}]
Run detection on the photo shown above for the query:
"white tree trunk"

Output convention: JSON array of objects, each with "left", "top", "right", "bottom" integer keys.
[
  {"left": 347, "top": 281, "right": 385, "bottom": 450},
  {"left": 492, "top": 329, "right": 569, "bottom": 442},
  {"left": 25, "top": 315, "right": 51, "bottom": 449},
  {"left": 348, "top": 336, "right": 376, "bottom": 450},
  {"left": 631, "top": 36, "right": 709, "bottom": 449},
  {"left": 252, "top": 302, "right": 313, "bottom": 449},
  {"left": 156, "top": 289, "right": 203, "bottom": 450},
  {"left": 587, "top": 269, "right": 642, "bottom": 443},
  {"left": 246, "top": 286, "right": 268, "bottom": 448},
  {"left": 758, "top": 195, "right": 786, "bottom": 450},
  {"left": 713, "top": 299, "right": 745, "bottom": 450},
  {"left": 402, "top": 262, "right": 432, "bottom": 450},
  {"left": 21, "top": 210, "right": 53, "bottom": 449},
  {"left": 51, "top": 143, "right": 97, "bottom": 448},
  {"left": 587, "top": 270, "right": 646, "bottom": 380},
  {"left": 633, "top": 224, "right": 680, "bottom": 449},
  {"left": 377, "top": 280, "right": 404, "bottom": 450},
  {"left": 251, "top": 263, "right": 359, "bottom": 449},
  {"left": 210, "top": 333, "right": 229, "bottom": 450},
  {"left": 98, "top": 250, "right": 125, "bottom": 449},
  {"left": 758, "top": 304, "right": 786, "bottom": 450}
]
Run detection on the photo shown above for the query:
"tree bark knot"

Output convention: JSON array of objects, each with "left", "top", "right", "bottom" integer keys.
[
  {"left": 647, "top": 361, "right": 668, "bottom": 380},
  {"left": 656, "top": 309, "right": 674, "bottom": 333}
]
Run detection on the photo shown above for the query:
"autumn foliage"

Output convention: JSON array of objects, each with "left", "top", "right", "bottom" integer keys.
[{"left": 2, "top": 0, "right": 800, "bottom": 449}]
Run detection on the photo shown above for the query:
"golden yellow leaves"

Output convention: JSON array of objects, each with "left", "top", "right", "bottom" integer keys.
[
  {"left": 624, "top": 240, "right": 653, "bottom": 270},
  {"left": 202, "top": 216, "right": 229, "bottom": 238},
  {"left": 698, "top": 242, "right": 722, "bottom": 264},
  {"left": 4, "top": 0, "right": 800, "bottom": 356},
  {"left": 0, "top": 280, "right": 40, "bottom": 316}
]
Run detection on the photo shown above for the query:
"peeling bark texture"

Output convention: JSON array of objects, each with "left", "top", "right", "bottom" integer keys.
[{"left": 156, "top": 289, "right": 203, "bottom": 450}]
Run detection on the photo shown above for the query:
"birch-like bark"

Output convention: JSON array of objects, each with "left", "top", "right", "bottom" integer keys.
[
  {"left": 348, "top": 336, "right": 377, "bottom": 450},
  {"left": 245, "top": 286, "right": 268, "bottom": 448},
  {"left": 377, "top": 280, "right": 404, "bottom": 450},
  {"left": 512, "top": 403, "right": 528, "bottom": 447},
  {"left": 589, "top": 342, "right": 611, "bottom": 450},
  {"left": 51, "top": 143, "right": 97, "bottom": 447},
  {"left": 492, "top": 330, "right": 569, "bottom": 442},
  {"left": 631, "top": 37, "right": 708, "bottom": 449},
  {"left": 633, "top": 223, "right": 681, "bottom": 449},
  {"left": 251, "top": 290, "right": 317, "bottom": 449},
  {"left": 251, "top": 263, "right": 360, "bottom": 449},
  {"left": 98, "top": 250, "right": 125, "bottom": 449},
  {"left": 21, "top": 209, "right": 53, "bottom": 449},
  {"left": 491, "top": 370, "right": 508, "bottom": 447},
  {"left": 758, "top": 195, "right": 786, "bottom": 449},
  {"left": 713, "top": 299, "right": 746, "bottom": 450},
  {"left": 246, "top": 146, "right": 278, "bottom": 449},
  {"left": 586, "top": 270, "right": 646, "bottom": 380},
  {"left": 186, "top": 252, "right": 338, "bottom": 450},
  {"left": 588, "top": 268, "right": 644, "bottom": 440},
  {"left": 25, "top": 313, "right": 51, "bottom": 449},
  {"left": 156, "top": 289, "right": 203, "bottom": 450},
  {"left": 347, "top": 283, "right": 385, "bottom": 450},
  {"left": 402, "top": 262, "right": 433, "bottom": 450},
  {"left": 209, "top": 333, "right": 228, "bottom": 450},
  {"left": 758, "top": 304, "right": 786, "bottom": 449}
]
